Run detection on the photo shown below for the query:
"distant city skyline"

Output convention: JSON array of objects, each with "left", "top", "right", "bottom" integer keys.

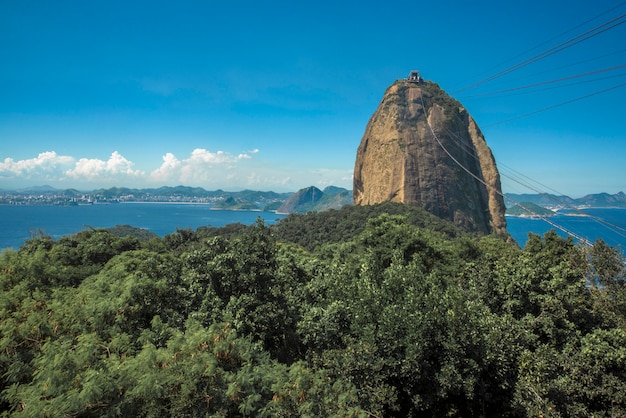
[{"left": 1, "top": 0, "right": 625, "bottom": 197}]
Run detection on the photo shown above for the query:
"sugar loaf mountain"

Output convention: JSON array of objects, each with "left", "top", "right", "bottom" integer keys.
[{"left": 353, "top": 71, "right": 508, "bottom": 236}]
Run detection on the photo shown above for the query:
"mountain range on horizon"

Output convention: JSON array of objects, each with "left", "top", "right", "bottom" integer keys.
[
  {"left": 1, "top": 184, "right": 625, "bottom": 212},
  {"left": 505, "top": 191, "right": 626, "bottom": 208}
]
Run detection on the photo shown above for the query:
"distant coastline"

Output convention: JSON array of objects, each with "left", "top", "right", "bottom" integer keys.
[
  {"left": 3, "top": 187, "right": 625, "bottom": 215},
  {"left": 506, "top": 212, "right": 591, "bottom": 219},
  {"left": 121, "top": 201, "right": 213, "bottom": 205}
]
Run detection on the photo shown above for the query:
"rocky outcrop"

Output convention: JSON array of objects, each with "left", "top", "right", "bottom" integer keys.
[
  {"left": 353, "top": 78, "right": 507, "bottom": 236},
  {"left": 277, "top": 186, "right": 352, "bottom": 214},
  {"left": 277, "top": 186, "right": 324, "bottom": 214}
]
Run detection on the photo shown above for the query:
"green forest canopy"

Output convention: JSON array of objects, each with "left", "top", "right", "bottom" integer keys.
[{"left": 1, "top": 202, "right": 625, "bottom": 417}]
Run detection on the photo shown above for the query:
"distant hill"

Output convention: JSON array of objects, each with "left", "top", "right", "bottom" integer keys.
[
  {"left": 212, "top": 196, "right": 259, "bottom": 210},
  {"left": 505, "top": 192, "right": 626, "bottom": 208},
  {"left": 17, "top": 185, "right": 60, "bottom": 193},
  {"left": 506, "top": 202, "right": 555, "bottom": 217},
  {"left": 504, "top": 193, "right": 575, "bottom": 208},
  {"left": 91, "top": 186, "right": 223, "bottom": 199},
  {"left": 322, "top": 185, "right": 348, "bottom": 195},
  {"left": 277, "top": 186, "right": 352, "bottom": 214},
  {"left": 88, "top": 186, "right": 291, "bottom": 199},
  {"left": 8, "top": 186, "right": 83, "bottom": 196},
  {"left": 4, "top": 186, "right": 623, "bottom": 210},
  {"left": 576, "top": 192, "right": 626, "bottom": 207},
  {"left": 277, "top": 186, "right": 324, "bottom": 214},
  {"left": 87, "top": 186, "right": 293, "bottom": 207},
  {"left": 262, "top": 201, "right": 284, "bottom": 211}
]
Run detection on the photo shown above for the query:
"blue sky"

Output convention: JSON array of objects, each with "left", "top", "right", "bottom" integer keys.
[{"left": 1, "top": 0, "right": 624, "bottom": 196}]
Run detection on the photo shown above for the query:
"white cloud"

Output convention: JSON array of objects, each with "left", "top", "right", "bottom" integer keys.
[
  {"left": 150, "top": 152, "right": 182, "bottom": 182},
  {"left": 0, "top": 148, "right": 353, "bottom": 192},
  {"left": 150, "top": 148, "right": 258, "bottom": 185},
  {"left": 238, "top": 149, "right": 259, "bottom": 160},
  {"left": 310, "top": 168, "right": 353, "bottom": 188},
  {"left": 0, "top": 151, "right": 74, "bottom": 178},
  {"left": 66, "top": 151, "right": 143, "bottom": 180}
]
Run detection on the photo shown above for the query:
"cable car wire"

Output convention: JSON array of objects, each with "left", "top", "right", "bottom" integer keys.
[
  {"left": 413, "top": 6, "right": 626, "bottom": 246},
  {"left": 419, "top": 87, "right": 626, "bottom": 245},
  {"left": 460, "top": 64, "right": 626, "bottom": 98},
  {"left": 418, "top": 89, "right": 593, "bottom": 244},
  {"left": 483, "top": 81, "right": 626, "bottom": 127},
  {"left": 438, "top": 112, "right": 626, "bottom": 241},
  {"left": 453, "top": 10, "right": 626, "bottom": 93},
  {"left": 450, "top": 2, "right": 626, "bottom": 91}
]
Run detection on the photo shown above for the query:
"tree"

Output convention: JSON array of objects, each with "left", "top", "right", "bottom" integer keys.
[
  {"left": 587, "top": 239, "right": 626, "bottom": 330},
  {"left": 298, "top": 214, "right": 508, "bottom": 416},
  {"left": 180, "top": 219, "right": 303, "bottom": 363}
]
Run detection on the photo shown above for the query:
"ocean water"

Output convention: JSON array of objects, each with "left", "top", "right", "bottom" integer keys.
[
  {"left": 506, "top": 208, "right": 626, "bottom": 250},
  {"left": 0, "top": 203, "right": 285, "bottom": 250},
  {"left": 0, "top": 204, "right": 624, "bottom": 252}
]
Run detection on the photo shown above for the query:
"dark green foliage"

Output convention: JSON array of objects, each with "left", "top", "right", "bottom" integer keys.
[
  {"left": 299, "top": 215, "right": 512, "bottom": 416},
  {"left": 262, "top": 200, "right": 282, "bottom": 211},
  {"left": 587, "top": 239, "right": 626, "bottom": 330},
  {"left": 1, "top": 206, "right": 625, "bottom": 417},
  {"left": 272, "top": 201, "right": 463, "bottom": 251},
  {"left": 103, "top": 224, "right": 158, "bottom": 241}
]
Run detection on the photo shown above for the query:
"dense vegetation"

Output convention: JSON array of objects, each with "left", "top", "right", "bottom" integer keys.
[{"left": 1, "top": 203, "right": 624, "bottom": 417}]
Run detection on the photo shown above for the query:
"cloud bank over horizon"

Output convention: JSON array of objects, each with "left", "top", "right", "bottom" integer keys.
[{"left": 0, "top": 149, "right": 353, "bottom": 192}]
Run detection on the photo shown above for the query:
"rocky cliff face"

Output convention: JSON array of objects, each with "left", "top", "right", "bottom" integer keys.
[{"left": 353, "top": 79, "right": 508, "bottom": 236}]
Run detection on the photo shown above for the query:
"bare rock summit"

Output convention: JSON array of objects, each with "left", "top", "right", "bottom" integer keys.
[{"left": 353, "top": 73, "right": 507, "bottom": 236}]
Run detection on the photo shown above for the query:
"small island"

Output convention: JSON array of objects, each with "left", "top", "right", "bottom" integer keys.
[{"left": 506, "top": 201, "right": 555, "bottom": 217}]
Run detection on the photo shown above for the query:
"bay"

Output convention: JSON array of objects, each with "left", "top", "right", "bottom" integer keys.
[
  {"left": 1, "top": 204, "right": 624, "bottom": 252},
  {"left": 0, "top": 203, "right": 285, "bottom": 250},
  {"left": 506, "top": 208, "right": 626, "bottom": 250}
]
